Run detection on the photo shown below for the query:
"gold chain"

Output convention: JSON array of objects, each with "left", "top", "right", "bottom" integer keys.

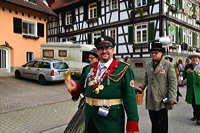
[
  {"left": 109, "top": 66, "right": 129, "bottom": 77},
  {"left": 107, "top": 66, "right": 128, "bottom": 82}
]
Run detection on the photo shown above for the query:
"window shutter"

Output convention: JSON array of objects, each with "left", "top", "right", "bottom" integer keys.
[
  {"left": 101, "top": 30, "right": 105, "bottom": 36},
  {"left": 148, "top": 22, "right": 155, "bottom": 43},
  {"left": 193, "top": 32, "right": 197, "bottom": 47},
  {"left": 128, "top": 26, "right": 134, "bottom": 44},
  {"left": 175, "top": 26, "right": 179, "bottom": 43},
  {"left": 166, "top": 0, "right": 170, "bottom": 4},
  {"left": 179, "top": 0, "right": 183, "bottom": 9},
  {"left": 61, "top": 12, "right": 65, "bottom": 26},
  {"left": 148, "top": 0, "right": 155, "bottom": 5},
  {"left": 13, "top": 17, "right": 22, "bottom": 33},
  {"left": 88, "top": 33, "right": 92, "bottom": 44},
  {"left": 175, "top": 0, "right": 178, "bottom": 9},
  {"left": 179, "top": 27, "right": 183, "bottom": 43},
  {"left": 83, "top": 5, "right": 88, "bottom": 21},
  {"left": 97, "top": 1, "right": 101, "bottom": 17},
  {"left": 72, "top": 10, "right": 76, "bottom": 24},
  {"left": 37, "top": 23, "right": 44, "bottom": 37},
  {"left": 73, "top": 37, "right": 76, "bottom": 42},
  {"left": 128, "top": 0, "right": 134, "bottom": 8}
]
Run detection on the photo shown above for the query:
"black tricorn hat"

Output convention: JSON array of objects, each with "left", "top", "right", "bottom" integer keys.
[{"left": 150, "top": 42, "right": 165, "bottom": 52}]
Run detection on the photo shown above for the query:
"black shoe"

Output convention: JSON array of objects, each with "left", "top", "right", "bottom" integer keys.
[
  {"left": 196, "top": 120, "right": 200, "bottom": 125},
  {"left": 191, "top": 117, "right": 197, "bottom": 121}
]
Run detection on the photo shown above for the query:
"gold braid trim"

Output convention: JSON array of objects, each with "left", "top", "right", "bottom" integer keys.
[{"left": 107, "top": 66, "right": 129, "bottom": 82}]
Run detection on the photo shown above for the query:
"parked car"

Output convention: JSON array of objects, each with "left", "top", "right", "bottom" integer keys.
[{"left": 15, "top": 59, "right": 69, "bottom": 85}]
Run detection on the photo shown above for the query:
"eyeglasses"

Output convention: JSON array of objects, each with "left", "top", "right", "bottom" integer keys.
[
  {"left": 88, "top": 57, "right": 96, "bottom": 60},
  {"left": 97, "top": 47, "right": 113, "bottom": 51},
  {"left": 151, "top": 51, "right": 160, "bottom": 55}
]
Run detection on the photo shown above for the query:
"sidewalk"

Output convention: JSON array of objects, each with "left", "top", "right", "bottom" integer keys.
[{"left": 0, "top": 101, "right": 79, "bottom": 133}]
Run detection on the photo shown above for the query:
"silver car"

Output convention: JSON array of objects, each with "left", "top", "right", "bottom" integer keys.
[{"left": 15, "top": 59, "right": 69, "bottom": 85}]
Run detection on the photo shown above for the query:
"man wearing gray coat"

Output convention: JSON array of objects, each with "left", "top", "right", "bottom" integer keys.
[{"left": 136, "top": 42, "right": 177, "bottom": 133}]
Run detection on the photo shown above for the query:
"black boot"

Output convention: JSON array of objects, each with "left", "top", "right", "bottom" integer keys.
[{"left": 197, "top": 120, "right": 200, "bottom": 125}]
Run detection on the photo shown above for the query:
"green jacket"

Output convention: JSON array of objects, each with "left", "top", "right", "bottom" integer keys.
[
  {"left": 75, "top": 59, "right": 139, "bottom": 133},
  {"left": 183, "top": 63, "right": 200, "bottom": 105}
]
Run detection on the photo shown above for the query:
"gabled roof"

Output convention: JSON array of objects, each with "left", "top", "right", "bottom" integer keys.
[
  {"left": 50, "top": 0, "right": 80, "bottom": 10},
  {"left": 2, "top": 0, "right": 56, "bottom": 16}
]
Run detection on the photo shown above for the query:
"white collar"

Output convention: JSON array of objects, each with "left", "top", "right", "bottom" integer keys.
[{"left": 98, "top": 58, "right": 113, "bottom": 69}]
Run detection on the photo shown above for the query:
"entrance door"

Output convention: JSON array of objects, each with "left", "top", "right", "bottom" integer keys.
[{"left": 0, "top": 47, "right": 9, "bottom": 73}]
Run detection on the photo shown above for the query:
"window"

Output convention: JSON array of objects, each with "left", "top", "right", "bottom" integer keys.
[
  {"left": 135, "top": 0, "right": 147, "bottom": 8},
  {"left": 22, "top": 20, "right": 37, "bottom": 36},
  {"left": 188, "top": 1, "right": 193, "bottom": 16},
  {"left": 133, "top": 61, "right": 144, "bottom": 68},
  {"left": 197, "top": 34, "right": 199, "bottom": 48},
  {"left": 196, "top": 6, "right": 199, "bottom": 20},
  {"left": 183, "top": 29, "right": 187, "bottom": 43},
  {"left": 93, "top": 32, "right": 101, "bottom": 43},
  {"left": 65, "top": 12, "right": 72, "bottom": 25},
  {"left": 108, "top": 29, "right": 116, "bottom": 41},
  {"left": 89, "top": 3, "right": 97, "bottom": 19},
  {"left": 43, "top": 50, "right": 54, "bottom": 58},
  {"left": 135, "top": 24, "right": 148, "bottom": 43},
  {"left": 188, "top": 31, "right": 192, "bottom": 46},
  {"left": 26, "top": 52, "right": 34, "bottom": 62},
  {"left": 110, "top": 0, "right": 118, "bottom": 10},
  {"left": 25, "top": 61, "right": 35, "bottom": 67},
  {"left": 59, "top": 50, "right": 67, "bottom": 57}
]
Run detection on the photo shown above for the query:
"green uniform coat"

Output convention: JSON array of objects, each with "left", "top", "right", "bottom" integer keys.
[
  {"left": 75, "top": 60, "right": 139, "bottom": 133},
  {"left": 184, "top": 63, "right": 200, "bottom": 105}
]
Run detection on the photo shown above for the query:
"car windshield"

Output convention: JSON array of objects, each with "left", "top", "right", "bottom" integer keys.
[{"left": 53, "top": 62, "right": 69, "bottom": 69}]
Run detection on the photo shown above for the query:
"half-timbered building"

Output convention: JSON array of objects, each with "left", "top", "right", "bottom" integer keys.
[{"left": 47, "top": 0, "right": 200, "bottom": 79}]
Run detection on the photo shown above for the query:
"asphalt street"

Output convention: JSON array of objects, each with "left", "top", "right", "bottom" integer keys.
[{"left": 0, "top": 75, "right": 199, "bottom": 133}]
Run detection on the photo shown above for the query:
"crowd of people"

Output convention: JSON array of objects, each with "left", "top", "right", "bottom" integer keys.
[{"left": 64, "top": 35, "right": 200, "bottom": 133}]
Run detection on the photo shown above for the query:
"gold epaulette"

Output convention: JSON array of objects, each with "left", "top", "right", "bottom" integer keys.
[{"left": 119, "top": 61, "right": 130, "bottom": 66}]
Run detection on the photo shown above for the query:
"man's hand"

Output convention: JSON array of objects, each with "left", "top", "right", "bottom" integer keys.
[
  {"left": 169, "top": 101, "right": 174, "bottom": 105},
  {"left": 65, "top": 80, "right": 77, "bottom": 94},
  {"left": 135, "top": 86, "right": 142, "bottom": 91}
]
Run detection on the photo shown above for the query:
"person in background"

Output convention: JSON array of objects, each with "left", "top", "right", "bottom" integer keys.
[
  {"left": 136, "top": 42, "right": 177, "bottom": 133},
  {"left": 165, "top": 55, "right": 182, "bottom": 102},
  {"left": 185, "top": 58, "right": 190, "bottom": 65},
  {"left": 183, "top": 53, "right": 200, "bottom": 125},
  {"left": 124, "top": 56, "right": 131, "bottom": 63},
  {"left": 65, "top": 36, "right": 139, "bottom": 133},
  {"left": 175, "top": 59, "right": 184, "bottom": 87}
]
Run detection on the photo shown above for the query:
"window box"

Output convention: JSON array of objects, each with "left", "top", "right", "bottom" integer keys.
[
  {"left": 169, "top": 6, "right": 177, "bottom": 13},
  {"left": 170, "top": 44, "right": 179, "bottom": 49},
  {"left": 64, "top": 24, "right": 73, "bottom": 29},
  {"left": 130, "top": 6, "right": 148, "bottom": 19},
  {"left": 132, "top": 44, "right": 148, "bottom": 48},
  {"left": 196, "top": 48, "right": 200, "bottom": 53},
  {"left": 86, "top": 18, "right": 98, "bottom": 24},
  {"left": 188, "top": 46, "right": 194, "bottom": 51},
  {"left": 23, "top": 35, "right": 39, "bottom": 40},
  {"left": 196, "top": 20, "right": 200, "bottom": 25}
]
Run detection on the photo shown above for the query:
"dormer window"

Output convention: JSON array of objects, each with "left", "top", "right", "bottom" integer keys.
[{"left": 24, "top": 0, "right": 37, "bottom": 5}]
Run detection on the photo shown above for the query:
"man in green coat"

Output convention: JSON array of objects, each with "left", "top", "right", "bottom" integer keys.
[
  {"left": 65, "top": 36, "right": 139, "bottom": 133},
  {"left": 183, "top": 53, "right": 200, "bottom": 125}
]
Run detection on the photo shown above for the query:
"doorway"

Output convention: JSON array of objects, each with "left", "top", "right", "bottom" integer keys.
[{"left": 0, "top": 47, "right": 9, "bottom": 73}]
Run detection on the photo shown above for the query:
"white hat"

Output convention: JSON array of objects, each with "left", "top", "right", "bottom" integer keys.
[{"left": 188, "top": 53, "right": 200, "bottom": 59}]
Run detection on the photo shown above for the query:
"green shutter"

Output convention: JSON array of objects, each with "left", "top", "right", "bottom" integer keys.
[
  {"left": 148, "top": 0, "right": 155, "bottom": 5},
  {"left": 97, "top": 1, "right": 101, "bottom": 17},
  {"left": 166, "top": 23, "right": 171, "bottom": 36},
  {"left": 88, "top": 33, "right": 92, "bottom": 44},
  {"left": 72, "top": 10, "right": 75, "bottom": 24},
  {"left": 148, "top": 22, "right": 155, "bottom": 43},
  {"left": 166, "top": 0, "right": 170, "bottom": 5},
  {"left": 175, "top": 26, "right": 179, "bottom": 43},
  {"left": 61, "top": 12, "right": 65, "bottom": 26},
  {"left": 101, "top": 30, "right": 105, "bottom": 36},
  {"left": 128, "top": 26, "right": 134, "bottom": 44},
  {"left": 193, "top": 32, "right": 197, "bottom": 47},
  {"left": 175, "top": 0, "right": 178, "bottom": 9},
  {"left": 179, "top": 0, "right": 183, "bottom": 9},
  {"left": 83, "top": 5, "right": 88, "bottom": 21},
  {"left": 128, "top": 0, "right": 134, "bottom": 8},
  {"left": 179, "top": 27, "right": 183, "bottom": 43}
]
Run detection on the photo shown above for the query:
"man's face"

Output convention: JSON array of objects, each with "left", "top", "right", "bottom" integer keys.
[
  {"left": 191, "top": 56, "right": 199, "bottom": 64},
  {"left": 97, "top": 46, "right": 114, "bottom": 63},
  {"left": 151, "top": 51, "right": 163, "bottom": 60}
]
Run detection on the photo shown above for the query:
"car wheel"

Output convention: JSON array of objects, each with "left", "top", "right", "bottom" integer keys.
[
  {"left": 15, "top": 70, "right": 21, "bottom": 79},
  {"left": 38, "top": 75, "right": 47, "bottom": 85}
]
